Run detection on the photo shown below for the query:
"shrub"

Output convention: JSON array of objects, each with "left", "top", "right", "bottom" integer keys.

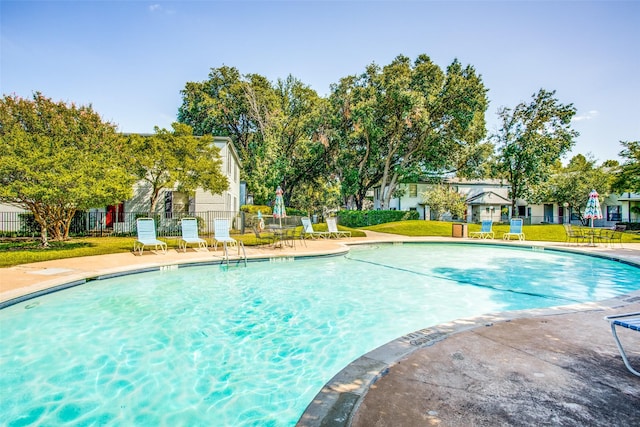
[
  {"left": 337, "top": 210, "right": 420, "bottom": 227},
  {"left": 241, "top": 205, "right": 272, "bottom": 215},
  {"left": 617, "top": 222, "right": 640, "bottom": 231},
  {"left": 284, "top": 207, "right": 306, "bottom": 217}
]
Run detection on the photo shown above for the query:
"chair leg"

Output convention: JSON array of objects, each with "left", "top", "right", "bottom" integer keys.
[{"left": 610, "top": 323, "right": 640, "bottom": 376}]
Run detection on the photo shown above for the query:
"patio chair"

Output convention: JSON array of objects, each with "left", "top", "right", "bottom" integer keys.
[
  {"left": 301, "top": 217, "right": 331, "bottom": 239},
  {"left": 469, "top": 220, "right": 494, "bottom": 239},
  {"left": 251, "top": 225, "right": 275, "bottom": 247},
  {"left": 604, "top": 312, "right": 640, "bottom": 376},
  {"left": 326, "top": 217, "right": 351, "bottom": 238},
  {"left": 178, "top": 217, "right": 208, "bottom": 252},
  {"left": 502, "top": 218, "right": 525, "bottom": 241},
  {"left": 598, "top": 228, "right": 624, "bottom": 248},
  {"left": 212, "top": 218, "right": 238, "bottom": 253},
  {"left": 563, "top": 224, "right": 589, "bottom": 245},
  {"left": 134, "top": 218, "right": 167, "bottom": 255}
]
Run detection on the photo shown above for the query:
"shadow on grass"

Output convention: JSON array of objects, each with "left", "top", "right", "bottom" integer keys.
[{"left": 0, "top": 240, "right": 96, "bottom": 252}]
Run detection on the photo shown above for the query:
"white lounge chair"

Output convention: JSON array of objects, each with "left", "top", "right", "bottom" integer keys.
[
  {"left": 301, "top": 217, "right": 331, "bottom": 239},
  {"left": 212, "top": 218, "right": 238, "bottom": 253},
  {"left": 178, "top": 217, "right": 208, "bottom": 252},
  {"left": 502, "top": 218, "right": 525, "bottom": 241},
  {"left": 134, "top": 218, "right": 167, "bottom": 255},
  {"left": 469, "top": 220, "right": 494, "bottom": 239},
  {"left": 326, "top": 217, "right": 351, "bottom": 238},
  {"left": 604, "top": 312, "right": 640, "bottom": 376}
]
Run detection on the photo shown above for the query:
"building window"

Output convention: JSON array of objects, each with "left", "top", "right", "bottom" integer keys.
[
  {"left": 409, "top": 184, "right": 417, "bottom": 198},
  {"left": 607, "top": 205, "right": 621, "bottom": 221},
  {"left": 165, "top": 191, "right": 189, "bottom": 219}
]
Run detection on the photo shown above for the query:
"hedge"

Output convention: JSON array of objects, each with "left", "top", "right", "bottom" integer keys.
[{"left": 337, "top": 210, "right": 420, "bottom": 227}]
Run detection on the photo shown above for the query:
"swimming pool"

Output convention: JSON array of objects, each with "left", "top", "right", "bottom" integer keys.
[{"left": 1, "top": 243, "right": 638, "bottom": 426}]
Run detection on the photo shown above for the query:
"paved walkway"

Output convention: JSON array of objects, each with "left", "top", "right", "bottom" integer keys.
[{"left": 2, "top": 234, "right": 640, "bottom": 426}]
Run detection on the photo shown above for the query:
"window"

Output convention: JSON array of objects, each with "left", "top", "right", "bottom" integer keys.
[
  {"left": 409, "top": 184, "right": 417, "bottom": 198},
  {"left": 164, "top": 191, "right": 173, "bottom": 219},
  {"left": 165, "top": 191, "right": 189, "bottom": 219},
  {"left": 607, "top": 205, "right": 621, "bottom": 221}
]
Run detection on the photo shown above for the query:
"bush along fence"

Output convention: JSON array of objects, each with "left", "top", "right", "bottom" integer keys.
[
  {"left": 337, "top": 209, "right": 420, "bottom": 227},
  {"left": 0, "top": 211, "right": 247, "bottom": 239}
]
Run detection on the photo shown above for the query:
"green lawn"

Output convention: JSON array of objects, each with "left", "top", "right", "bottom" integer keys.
[
  {"left": 367, "top": 220, "right": 640, "bottom": 244},
  {"left": 0, "top": 221, "right": 636, "bottom": 268}
]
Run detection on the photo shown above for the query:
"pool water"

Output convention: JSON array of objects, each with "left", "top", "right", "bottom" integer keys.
[{"left": 1, "top": 244, "right": 638, "bottom": 426}]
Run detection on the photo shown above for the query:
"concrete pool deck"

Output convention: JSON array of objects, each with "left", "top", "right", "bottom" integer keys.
[{"left": 2, "top": 233, "right": 639, "bottom": 426}]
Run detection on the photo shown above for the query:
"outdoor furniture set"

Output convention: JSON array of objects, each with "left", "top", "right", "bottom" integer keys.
[
  {"left": 468, "top": 219, "right": 526, "bottom": 241},
  {"left": 135, "top": 217, "right": 239, "bottom": 255},
  {"left": 563, "top": 223, "right": 624, "bottom": 247},
  {"left": 135, "top": 216, "right": 352, "bottom": 255}
]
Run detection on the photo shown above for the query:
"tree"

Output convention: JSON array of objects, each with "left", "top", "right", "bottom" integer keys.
[
  {"left": 125, "top": 123, "right": 229, "bottom": 215},
  {"left": 613, "top": 140, "right": 640, "bottom": 193},
  {"left": 178, "top": 66, "right": 276, "bottom": 202},
  {"left": 532, "top": 155, "right": 613, "bottom": 224},
  {"left": 0, "top": 93, "right": 135, "bottom": 246},
  {"left": 178, "top": 67, "right": 330, "bottom": 206},
  {"left": 420, "top": 185, "right": 466, "bottom": 220},
  {"left": 492, "top": 89, "right": 579, "bottom": 215},
  {"left": 329, "top": 54, "right": 489, "bottom": 210}
]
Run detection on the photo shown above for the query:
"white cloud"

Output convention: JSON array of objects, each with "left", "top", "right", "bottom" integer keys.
[
  {"left": 572, "top": 110, "right": 599, "bottom": 122},
  {"left": 148, "top": 4, "right": 176, "bottom": 15}
]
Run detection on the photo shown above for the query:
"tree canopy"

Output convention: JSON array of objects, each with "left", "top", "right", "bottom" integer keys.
[
  {"left": 124, "top": 123, "right": 229, "bottom": 215},
  {"left": 420, "top": 185, "right": 466, "bottom": 220},
  {"left": 532, "top": 154, "right": 613, "bottom": 223},
  {"left": 0, "top": 93, "right": 134, "bottom": 245},
  {"left": 492, "top": 89, "right": 579, "bottom": 214},
  {"left": 613, "top": 140, "right": 640, "bottom": 193},
  {"left": 328, "top": 54, "right": 490, "bottom": 210},
  {"left": 177, "top": 66, "right": 330, "bottom": 206}
]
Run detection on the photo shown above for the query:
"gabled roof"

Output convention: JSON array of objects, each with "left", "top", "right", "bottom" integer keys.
[{"left": 465, "top": 191, "right": 511, "bottom": 205}]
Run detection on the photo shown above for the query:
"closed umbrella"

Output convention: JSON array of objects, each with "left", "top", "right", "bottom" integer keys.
[
  {"left": 272, "top": 186, "right": 286, "bottom": 227},
  {"left": 584, "top": 189, "right": 603, "bottom": 228}
]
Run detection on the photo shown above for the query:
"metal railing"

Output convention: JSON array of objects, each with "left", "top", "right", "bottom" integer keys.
[{"left": 0, "top": 210, "right": 245, "bottom": 238}]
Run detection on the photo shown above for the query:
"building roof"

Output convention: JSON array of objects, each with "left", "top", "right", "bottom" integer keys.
[{"left": 465, "top": 191, "right": 512, "bottom": 205}]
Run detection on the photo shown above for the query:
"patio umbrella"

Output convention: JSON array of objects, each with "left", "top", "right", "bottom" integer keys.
[
  {"left": 584, "top": 189, "right": 603, "bottom": 227},
  {"left": 272, "top": 186, "right": 287, "bottom": 227}
]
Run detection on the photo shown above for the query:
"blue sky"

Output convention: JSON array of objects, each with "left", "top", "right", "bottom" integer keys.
[{"left": 2, "top": 0, "right": 638, "bottom": 163}]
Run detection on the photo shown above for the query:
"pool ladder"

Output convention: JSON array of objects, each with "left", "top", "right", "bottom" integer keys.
[{"left": 221, "top": 241, "right": 247, "bottom": 268}]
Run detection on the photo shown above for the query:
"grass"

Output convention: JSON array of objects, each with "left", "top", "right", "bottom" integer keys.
[
  {"left": 367, "top": 220, "right": 640, "bottom": 244},
  {"left": 0, "top": 237, "right": 136, "bottom": 268},
  {"left": 0, "top": 221, "right": 636, "bottom": 268}
]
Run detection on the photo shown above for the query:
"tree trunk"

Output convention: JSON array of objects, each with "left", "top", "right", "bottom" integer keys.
[
  {"left": 149, "top": 186, "right": 162, "bottom": 217},
  {"left": 383, "top": 171, "right": 400, "bottom": 210},
  {"left": 62, "top": 208, "right": 76, "bottom": 240}
]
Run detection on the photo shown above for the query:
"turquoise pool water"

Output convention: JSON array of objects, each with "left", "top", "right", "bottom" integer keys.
[{"left": 1, "top": 243, "right": 638, "bottom": 426}]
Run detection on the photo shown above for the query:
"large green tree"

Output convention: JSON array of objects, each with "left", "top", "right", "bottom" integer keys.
[
  {"left": 177, "top": 67, "right": 329, "bottom": 205},
  {"left": 420, "top": 184, "right": 466, "bottom": 220},
  {"left": 329, "top": 54, "right": 489, "bottom": 210},
  {"left": 532, "top": 155, "right": 613, "bottom": 223},
  {"left": 178, "top": 66, "right": 275, "bottom": 202},
  {"left": 492, "top": 89, "right": 579, "bottom": 214},
  {"left": 124, "top": 123, "right": 229, "bottom": 215},
  {"left": 0, "top": 93, "right": 135, "bottom": 245},
  {"left": 613, "top": 140, "right": 640, "bottom": 193}
]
